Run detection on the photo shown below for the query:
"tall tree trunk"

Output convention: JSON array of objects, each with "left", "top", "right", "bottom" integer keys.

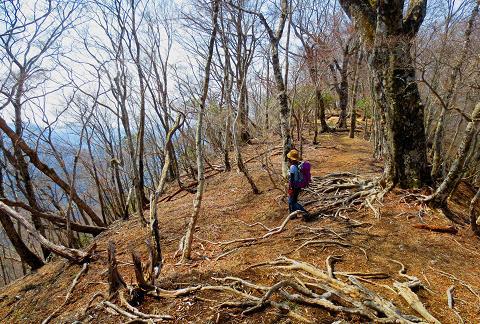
[
  {"left": 233, "top": 80, "right": 260, "bottom": 194},
  {"left": 219, "top": 14, "right": 232, "bottom": 172},
  {"left": 330, "top": 48, "right": 351, "bottom": 130},
  {"left": 154, "top": 114, "right": 184, "bottom": 197},
  {"left": 340, "top": 0, "right": 430, "bottom": 188},
  {"left": 12, "top": 69, "right": 50, "bottom": 260},
  {"left": 308, "top": 61, "right": 330, "bottom": 137},
  {"left": 129, "top": 0, "right": 148, "bottom": 221},
  {"left": 234, "top": 6, "right": 250, "bottom": 143},
  {"left": 182, "top": 0, "right": 220, "bottom": 262},
  {"left": 265, "top": 55, "right": 270, "bottom": 132},
  {"left": 268, "top": 0, "right": 291, "bottom": 177},
  {"left": 85, "top": 129, "right": 108, "bottom": 225}
]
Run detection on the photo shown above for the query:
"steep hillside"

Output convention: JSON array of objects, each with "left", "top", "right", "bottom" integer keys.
[{"left": 1, "top": 133, "right": 480, "bottom": 323}]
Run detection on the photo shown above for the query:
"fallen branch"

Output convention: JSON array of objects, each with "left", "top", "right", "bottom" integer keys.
[
  {"left": 214, "top": 248, "right": 238, "bottom": 261},
  {"left": 0, "top": 198, "right": 106, "bottom": 235},
  {"left": 294, "top": 239, "right": 352, "bottom": 253}
]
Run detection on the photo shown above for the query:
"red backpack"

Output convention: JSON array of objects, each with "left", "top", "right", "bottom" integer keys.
[{"left": 297, "top": 161, "right": 311, "bottom": 188}]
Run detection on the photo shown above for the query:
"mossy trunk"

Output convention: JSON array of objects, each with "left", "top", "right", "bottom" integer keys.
[
  {"left": 381, "top": 43, "right": 430, "bottom": 188},
  {"left": 340, "top": 0, "right": 430, "bottom": 189}
]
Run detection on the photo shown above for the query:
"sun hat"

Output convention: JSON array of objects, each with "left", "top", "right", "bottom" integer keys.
[{"left": 287, "top": 149, "right": 301, "bottom": 161}]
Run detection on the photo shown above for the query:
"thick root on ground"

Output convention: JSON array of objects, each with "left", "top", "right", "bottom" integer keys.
[{"left": 303, "top": 173, "right": 383, "bottom": 218}]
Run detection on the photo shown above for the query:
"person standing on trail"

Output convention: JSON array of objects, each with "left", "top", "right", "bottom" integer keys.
[{"left": 287, "top": 149, "right": 311, "bottom": 217}]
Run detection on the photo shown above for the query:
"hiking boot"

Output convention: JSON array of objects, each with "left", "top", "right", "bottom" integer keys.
[{"left": 301, "top": 212, "right": 314, "bottom": 222}]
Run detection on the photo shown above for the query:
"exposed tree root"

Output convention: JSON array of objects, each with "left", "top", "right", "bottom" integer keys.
[
  {"left": 303, "top": 173, "right": 383, "bottom": 218},
  {"left": 207, "top": 211, "right": 304, "bottom": 260},
  {"left": 217, "top": 257, "right": 425, "bottom": 323},
  {"left": 88, "top": 248, "right": 443, "bottom": 323}
]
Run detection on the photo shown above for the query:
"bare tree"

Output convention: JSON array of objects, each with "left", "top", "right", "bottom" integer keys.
[
  {"left": 426, "top": 103, "right": 480, "bottom": 207},
  {"left": 232, "top": 0, "right": 291, "bottom": 176},
  {"left": 292, "top": 0, "right": 334, "bottom": 138},
  {"left": 182, "top": 0, "right": 220, "bottom": 262}
]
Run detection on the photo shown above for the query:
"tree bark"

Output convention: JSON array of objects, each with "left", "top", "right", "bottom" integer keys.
[
  {"left": 182, "top": 0, "right": 220, "bottom": 262},
  {"left": 340, "top": 0, "right": 430, "bottom": 188}
]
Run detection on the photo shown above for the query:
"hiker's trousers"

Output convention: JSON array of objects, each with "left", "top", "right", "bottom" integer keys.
[{"left": 288, "top": 188, "right": 306, "bottom": 213}]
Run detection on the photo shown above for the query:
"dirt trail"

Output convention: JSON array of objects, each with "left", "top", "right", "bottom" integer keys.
[{"left": 1, "top": 133, "right": 480, "bottom": 323}]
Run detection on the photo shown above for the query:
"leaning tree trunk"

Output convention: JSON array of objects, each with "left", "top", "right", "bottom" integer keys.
[
  {"left": 430, "top": 3, "right": 479, "bottom": 181},
  {"left": 340, "top": 0, "right": 430, "bottom": 189},
  {"left": 0, "top": 202, "right": 91, "bottom": 263},
  {"left": 0, "top": 207, "right": 44, "bottom": 270},
  {"left": 182, "top": 0, "right": 220, "bottom": 262},
  {"left": 426, "top": 103, "right": 480, "bottom": 207},
  {"left": 154, "top": 114, "right": 184, "bottom": 198}
]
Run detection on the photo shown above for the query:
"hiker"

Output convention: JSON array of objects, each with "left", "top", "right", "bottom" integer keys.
[{"left": 287, "top": 149, "right": 311, "bottom": 217}]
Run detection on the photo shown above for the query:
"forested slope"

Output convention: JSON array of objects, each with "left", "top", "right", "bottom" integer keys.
[{"left": 1, "top": 133, "right": 479, "bottom": 323}]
